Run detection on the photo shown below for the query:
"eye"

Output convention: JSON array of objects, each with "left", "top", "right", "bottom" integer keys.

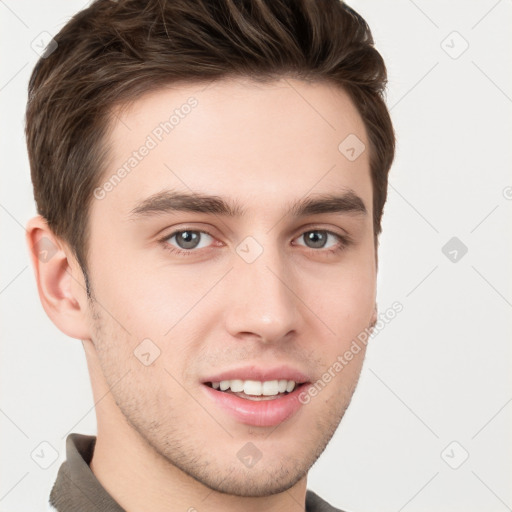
[
  {"left": 293, "top": 229, "right": 347, "bottom": 252},
  {"left": 163, "top": 229, "right": 215, "bottom": 254}
]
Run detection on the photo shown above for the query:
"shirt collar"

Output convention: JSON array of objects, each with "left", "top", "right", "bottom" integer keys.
[{"left": 49, "top": 433, "right": 125, "bottom": 512}]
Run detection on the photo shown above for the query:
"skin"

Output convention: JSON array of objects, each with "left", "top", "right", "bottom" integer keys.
[{"left": 27, "top": 77, "right": 377, "bottom": 512}]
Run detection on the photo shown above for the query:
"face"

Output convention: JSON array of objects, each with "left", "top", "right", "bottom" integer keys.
[{"left": 84, "top": 77, "right": 376, "bottom": 497}]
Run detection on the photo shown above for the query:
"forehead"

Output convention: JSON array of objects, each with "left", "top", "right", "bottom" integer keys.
[{"left": 95, "top": 77, "right": 372, "bottom": 220}]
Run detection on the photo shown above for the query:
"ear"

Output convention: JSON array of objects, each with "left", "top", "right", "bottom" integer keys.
[
  {"left": 25, "top": 215, "right": 91, "bottom": 340},
  {"left": 369, "top": 303, "right": 377, "bottom": 331}
]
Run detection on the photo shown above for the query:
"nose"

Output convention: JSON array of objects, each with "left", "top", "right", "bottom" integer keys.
[{"left": 223, "top": 244, "right": 301, "bottom": 344}]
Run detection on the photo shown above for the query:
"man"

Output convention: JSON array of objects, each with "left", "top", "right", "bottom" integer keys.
[{"left": 25, "top": 0, "right": 394, "bottom": 510}]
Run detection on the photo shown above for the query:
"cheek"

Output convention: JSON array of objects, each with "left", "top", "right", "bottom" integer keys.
[
  {"left": 89, "top": 248, "right": 191, "bottom": 329},
  {"left": 89, "top": 263, "right": 223, "bottom": 375},
  {"left": 299, "top": 256, "right": 376, "bottom": 338}
]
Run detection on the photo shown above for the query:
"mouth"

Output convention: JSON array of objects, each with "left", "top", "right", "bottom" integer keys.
[{"left": 201, "top": 377, "right": 312, "bottom": 427}]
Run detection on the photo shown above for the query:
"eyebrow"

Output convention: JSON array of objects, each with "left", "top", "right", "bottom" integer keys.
[{"left": 128, "top": 189, "right": 367, "bottom": 219}]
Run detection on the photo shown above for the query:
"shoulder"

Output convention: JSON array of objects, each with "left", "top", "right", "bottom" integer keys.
[{"left": 306, "top": 489, "right": 351, "bottom": 512}]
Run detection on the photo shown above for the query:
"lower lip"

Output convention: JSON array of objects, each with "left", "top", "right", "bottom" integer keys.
[{"left": 202, "top": 383, "right": 311, "bottom": 427}]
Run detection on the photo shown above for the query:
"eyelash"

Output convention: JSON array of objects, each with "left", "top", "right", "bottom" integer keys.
[{"left": 158, "top": 228, "right": 352, "bottom": 257}]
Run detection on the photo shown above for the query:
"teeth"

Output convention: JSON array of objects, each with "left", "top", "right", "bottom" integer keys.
[
  {"left": 244, "top": 380, "right": 262, "bottom": 395},
  {"left": 211, "top": 379, "right": 298, "bottom": 396},
  {"left": 230, "top": 379, "right": 244, "bottom": 392},
  {"left": 286, "top": 380, "right": 295, "bottom": 393},
  {"left": 262, "top": 380, "right": 279, "bottom": 396}
]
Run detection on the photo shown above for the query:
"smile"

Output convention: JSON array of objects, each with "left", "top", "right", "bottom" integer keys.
[{"left": 202, "top": 379, "right": 311, "bottom": 427}]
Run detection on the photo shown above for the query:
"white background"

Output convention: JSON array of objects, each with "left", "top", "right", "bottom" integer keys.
[{"left": 1, "top": 1, "right": 511, "bottom": 511}]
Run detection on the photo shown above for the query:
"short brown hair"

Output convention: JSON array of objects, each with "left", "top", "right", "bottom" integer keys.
[{"left": 25, "top": 0, "right": 395, "bottom": 294}]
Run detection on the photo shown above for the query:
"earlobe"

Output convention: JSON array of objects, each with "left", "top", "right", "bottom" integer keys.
[{"left": 25, "top": 215, "right": 91, "bottom": 340}]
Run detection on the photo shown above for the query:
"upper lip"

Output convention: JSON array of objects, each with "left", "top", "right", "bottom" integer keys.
[{"left": 201, "top": 365, "right": 311, "bottom": 384}]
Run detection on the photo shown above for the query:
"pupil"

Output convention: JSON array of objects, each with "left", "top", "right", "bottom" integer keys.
[
  {"left": 305, "top": 231, "right": 326, "bottom": 248},
  {"left": 177, "top": 231, "right": 200, "bottom": 249}
]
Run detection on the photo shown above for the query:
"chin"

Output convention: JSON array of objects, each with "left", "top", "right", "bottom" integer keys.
[{"left": 192, "top": 464, "right": 308, "bottom": 497}]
